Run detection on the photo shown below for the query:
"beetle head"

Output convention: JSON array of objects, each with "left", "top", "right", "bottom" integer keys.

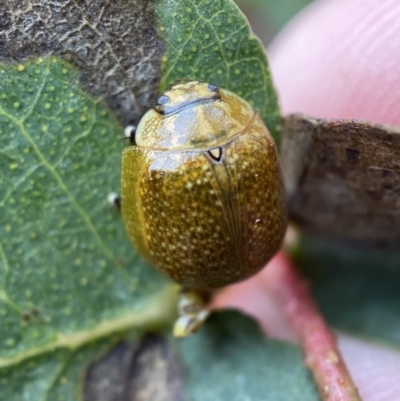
[{"left": 155, "top": 81, "right": 221, "bottom": 115}]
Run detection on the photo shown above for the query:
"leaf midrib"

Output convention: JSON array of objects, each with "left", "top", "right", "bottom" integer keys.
[{"left": 0, "top": 285, "right": 176, "bottom": 369}]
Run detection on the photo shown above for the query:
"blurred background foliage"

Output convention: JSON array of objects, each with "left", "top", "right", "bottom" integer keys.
[{"left": 235, "top": 0, "right": 314, "bottom": 46}]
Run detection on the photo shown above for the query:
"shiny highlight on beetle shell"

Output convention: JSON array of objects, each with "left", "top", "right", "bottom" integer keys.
[{"left": 121, "top": 81, "right": 287, "bottom": 290}]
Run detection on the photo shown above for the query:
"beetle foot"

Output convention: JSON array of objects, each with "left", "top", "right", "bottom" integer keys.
[
  {"left": 173, "top": 288, "right": 210, "bottom": 337},
  {"left": 107, "top": 192, "right": 121, "bottom": 209}
]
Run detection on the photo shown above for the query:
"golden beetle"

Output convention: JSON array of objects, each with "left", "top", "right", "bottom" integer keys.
[{"left": 120, "top": 81, "right": 287, "bottom": 334}]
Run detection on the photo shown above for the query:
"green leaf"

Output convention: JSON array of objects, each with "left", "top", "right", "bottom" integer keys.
[
  {"left": 0, "top": 57, "right": 176, "bottom": 395},
  {"left": 1, "top": 311, "right": 321, "bottom": 401},
  {"left": 0, "top": 0, "right": 164, "bottom": 128},
  {"left": 293, "top": 235, "right": 400, "bottom": 347},
  {"left": 175, "top": 311, "right": 320, "bottom": 401},
  {"left": 0, "top": 336, "right": 128, "bottom": 401},
  {"left": 156, "top": 0, "right": 281, "bottom": 146},
  {"left": 1, "top": 1, "right": 285, "bottom": 398},
  {"left": 235, "top": 0, "right": 314, "bottom": 39}
]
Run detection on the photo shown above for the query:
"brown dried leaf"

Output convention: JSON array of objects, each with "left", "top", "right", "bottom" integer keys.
[
  {"left": 0, "top": 0, "right": 164, "bottom": 126},
  {"left": 282, "top": 114, "right": 400, "bottom": 244},
  {"left": 84, "top": 336, "right": 186, "bottom": 401}
]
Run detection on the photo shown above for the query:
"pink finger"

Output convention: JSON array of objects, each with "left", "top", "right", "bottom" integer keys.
[{"left": 268, "top": 0, "right": 400, "bottom": 126}]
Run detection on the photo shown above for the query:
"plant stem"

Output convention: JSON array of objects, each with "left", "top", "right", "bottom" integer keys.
[{"left": 270, "top": 253, "right": 362, "bottom": 401}]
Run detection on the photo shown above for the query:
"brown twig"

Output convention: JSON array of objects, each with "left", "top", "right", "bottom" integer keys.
[{"left": 269, "top": 252, "right": 362, "bottom": 401}]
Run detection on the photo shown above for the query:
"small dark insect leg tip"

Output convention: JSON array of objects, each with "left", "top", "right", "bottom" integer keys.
[{"left": 107, "top": 193, "right": 121, "bottom": 209}]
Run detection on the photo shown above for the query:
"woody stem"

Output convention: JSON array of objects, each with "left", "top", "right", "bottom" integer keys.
[{"left": 270, "top": 252, "right": 362, "bottom": 401}]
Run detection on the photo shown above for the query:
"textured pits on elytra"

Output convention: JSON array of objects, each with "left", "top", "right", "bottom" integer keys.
[{"left": 123, "top": 118, "right": 285, "bottom": 290}]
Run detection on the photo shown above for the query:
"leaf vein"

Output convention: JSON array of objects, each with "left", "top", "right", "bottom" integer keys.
[{"left": 0, "top": 78, "right": 120, "bottom": 269}]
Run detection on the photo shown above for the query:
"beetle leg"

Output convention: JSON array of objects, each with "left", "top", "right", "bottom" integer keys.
[{"left": 173, "top": 288, "right": 211, "bottom": 337}]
